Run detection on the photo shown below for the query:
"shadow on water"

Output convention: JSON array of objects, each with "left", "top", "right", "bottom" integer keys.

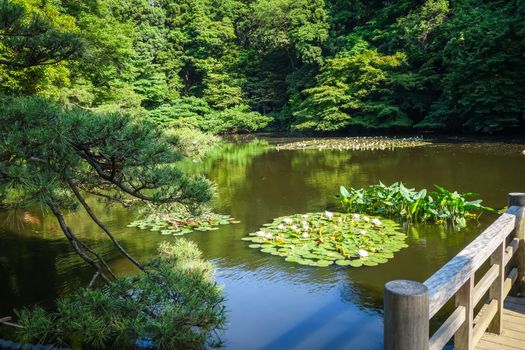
[{"left": 1, "top": 138, "right": 525, "bottom": 348}]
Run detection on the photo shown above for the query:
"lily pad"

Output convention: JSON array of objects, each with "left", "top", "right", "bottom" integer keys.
[
  {"left": 244, "top": 212, "right": 407, "bottom": 268},
  {"left": 129, "top": 211, "right": 239, "bottom": 237}
]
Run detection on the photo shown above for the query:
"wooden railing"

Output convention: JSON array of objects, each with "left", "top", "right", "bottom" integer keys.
[{"left": 384, "top": 193, "right": 525, "bottom": 350}]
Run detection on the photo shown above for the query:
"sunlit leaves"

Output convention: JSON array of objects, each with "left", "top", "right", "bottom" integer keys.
[{"left": 338, "top": 182, "right": 494, "bottom": 227}]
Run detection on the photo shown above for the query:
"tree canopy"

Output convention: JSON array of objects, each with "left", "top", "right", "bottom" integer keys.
[{"left": 1, "top": 0, "right": 524, "bottom": 133}]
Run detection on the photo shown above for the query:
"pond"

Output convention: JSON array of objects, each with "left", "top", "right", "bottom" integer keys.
[{"left": 1, "top": 137, "right": 525, "bottom": 349}]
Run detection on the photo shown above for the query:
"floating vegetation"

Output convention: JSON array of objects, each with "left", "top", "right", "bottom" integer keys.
[
  {"left": 243, "top": 212, "right": 407, "bottom": 267},
  {"left": 129, "top": 212, "right": 239, "bottom": 236},
  {"left": 338, "top": 182, "right": 495, "bottom": 228},
  {"left": 276, "top": 137, "right": 429, "bottom": 151}
]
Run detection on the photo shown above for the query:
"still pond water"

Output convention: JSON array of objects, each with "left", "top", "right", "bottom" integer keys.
[{"left": 1, "top": 137, "right": 525, "bottom": 349}]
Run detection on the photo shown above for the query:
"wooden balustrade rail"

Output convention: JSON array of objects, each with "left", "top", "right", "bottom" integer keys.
[{"left": 384, "top": 192, "right": 525, "bottom": 350}]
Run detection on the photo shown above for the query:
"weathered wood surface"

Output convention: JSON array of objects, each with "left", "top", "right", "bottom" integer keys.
[
  {"left": 384, "top": 193, "right": 525, "bottom": 350},
  {"left": 509, "top": 193, "right": 525, "bottom": 297},
  {"left": 424, "top": 207, "right": 519, "bottom": 318},
  {"left": 475, "top": 296, "right": 525, "bottom": 350},
  {"left": 384, "top": 280, "right": 429, "bottom": 350},
  {"left": 430, "top": 306, "right": 465, "bottom": 350}
]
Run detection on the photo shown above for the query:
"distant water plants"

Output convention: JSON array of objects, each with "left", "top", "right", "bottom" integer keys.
[
  {"left": 276, "top": 137, "right": 429, "bottom": 151},
  {"left": 243, "top": 212, "right": 407, "bottom": 267},
  {"left": 338, "top": 182, "right": 494, "bottom": 227}
]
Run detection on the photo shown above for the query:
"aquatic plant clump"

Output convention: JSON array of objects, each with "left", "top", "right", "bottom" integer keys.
[
  {"left": 338, "top": 182, "right": 495, "bottom": 227},
  {"left": 243, "top": 212, "right": 407, "bottom": 267},
  {"left": 129, "top": 212, "right": 239, "bottom": 236},
  {"left": 276, "top": 137, "right": 429, "bottom": 151}
]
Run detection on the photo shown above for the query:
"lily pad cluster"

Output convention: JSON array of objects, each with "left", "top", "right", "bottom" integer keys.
[
  {"left": 243, "top": 212, "right": 407, "bottom": 267},
  {"left": 276, "top": 137, "right": 429, "bottom": 151},
  {"left": 129, "top": 212, "right": 239, "bottom": 236}
]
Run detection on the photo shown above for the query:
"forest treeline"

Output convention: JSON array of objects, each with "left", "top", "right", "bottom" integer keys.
[{"left": 1, "top": 0, "right": 524, "bottom": 133}]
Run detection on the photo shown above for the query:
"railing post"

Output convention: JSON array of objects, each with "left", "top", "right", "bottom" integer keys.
[
  {"left": 509, "top": 193, "right": 525, "bottom": 296},
  {"left": 384, "top": 280, "right": 429, "bottom": 350},
  {"left": 455, "top": 277, "right": 474, "bottom": 349},
  {"left": 488, "top": 242, "right": 504, "bottom": 334}
]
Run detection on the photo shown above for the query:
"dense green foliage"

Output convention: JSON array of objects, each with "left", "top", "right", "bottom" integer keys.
[
  {"left": 16, "top": 240, "right": 226, "bottom": 349},
  {"left": 0, "top": 94, "right": 212, "bottom": 210},
  {"left": 1, "top": 0, "right": 524, "bottom": 133},
  {"left": 338, "top": 182, "right": 493, "bottom": 227},
  {"left": 243, "top": 211, "right": 407, "bottom": 267},
  {"left": 0, "top": 93, "right": 213, "bottom": 281}
]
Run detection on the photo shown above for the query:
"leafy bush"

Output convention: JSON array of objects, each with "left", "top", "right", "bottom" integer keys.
[
  {"left": 16, "top": 240, "right": 226, "bottom": 349},
  {"left": 166, "top": 127, "right": 221, "bottom": 161},
  {"left": 202, "top": 105, "right": 272, "bottom": 134},
  {"left": 338, "top": 182, "right": 494, "bottom": 227},
  {"left": 148, "top": 98, "right": 212, "bottom": 127},
  {"left": 148, "top": 99, "right": 272, "bottom": 134}
]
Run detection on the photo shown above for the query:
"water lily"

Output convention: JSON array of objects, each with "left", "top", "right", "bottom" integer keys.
[
  {"left": 244, "top": 212, "right": 407, "bottom": 268},
  {"left": 353, "top": 214, "right": 361, "bottom": 220},
  {"left": 278, "top": 224, "right": 285, "bottom": 230},
  {"left": 283, "top": 217, "right": 293, "bottom": 224},
  {"left": 338, "top": 217, "right": 343, "bottom": 222},
  {"left": 372, "top": 218, "right": 382, "bottom": 226},
  {"left": 363, "top": 216, "right": 370, "bottom": 222},
  {"left": 325, "top": 211, "right": 334, "bottom": 218},
  {"left": 302, "top": 214, "right": 309, "bottom": 218}
]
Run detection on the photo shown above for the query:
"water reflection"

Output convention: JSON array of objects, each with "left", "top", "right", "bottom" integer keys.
[{"left": 1, "top": 138, "right": 524, "bottom": 349}]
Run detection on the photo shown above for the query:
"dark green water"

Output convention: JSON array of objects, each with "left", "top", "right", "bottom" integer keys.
[{"left": 1, "top": 138, "right": 524, "bottom": 349}]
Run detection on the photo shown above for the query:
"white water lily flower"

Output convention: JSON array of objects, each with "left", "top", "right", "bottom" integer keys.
[
  {"left": 291, "top": 225, "right": 298, "bottom": 231},
  {"left": 302, "top": 214, "right": 309, "bottom": 218},
  {"left": 325, "top": 211, "right": 334, "bottom": 218},
  {"left": 372, "top": 218, "right": 382, "bottom": 226},
  {"left": 302, "top": 232, "right": 309, "bottom": 238},
  {"left": 283, "top": 218, "right": 293, "bottom": 224},
  {"left": 266, "top": 233, "right": 274, "bottom": 239},
  {"left": 256, "top": 230, "right": 266, "bottom": 237},
  {"left": 353, "top": 214, "right": 361, "bottom": 220},
  {"left": 358, "top": 249, "right": 369, "bottom": 257},
  {"left": 278, "top": 224, "right": 285, "bottom": 230},
  {"left": 363, "top": 216, "right": 370, "bottom": 222},
  {"left": 338, "top": 217, "right": 343, "bottom": 222},
  {"left": 360, "top": 230, "right": 366, "bottom": 235}
]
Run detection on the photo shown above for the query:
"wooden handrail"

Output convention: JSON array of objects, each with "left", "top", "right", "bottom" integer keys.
[
  {"left": 384, "top": 192, "right": 525, "bottom": 350},
  {"left": 424, "top": 207, "right": 518, "bottom": 318}
]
